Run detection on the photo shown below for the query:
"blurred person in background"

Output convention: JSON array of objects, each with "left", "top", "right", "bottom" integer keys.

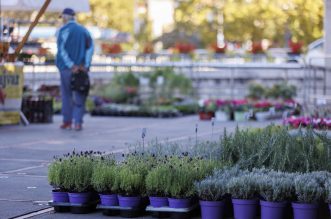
[{"left": 56, "top": 8, "right": 94, "bottom": 131}]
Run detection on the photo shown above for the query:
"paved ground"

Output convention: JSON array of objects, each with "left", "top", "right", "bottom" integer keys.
[{"left": 0, "top": 115, "right": 280, "bottom": 219}]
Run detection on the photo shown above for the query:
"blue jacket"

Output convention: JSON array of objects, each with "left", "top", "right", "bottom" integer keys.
[{"left": 56, "top": 20, "right": 94, "bottom": 71}]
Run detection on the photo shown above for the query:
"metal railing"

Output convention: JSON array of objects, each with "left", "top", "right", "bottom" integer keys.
[
  {"left": 304, "top": 56, "right": 331, "bottom": 112},
  {"left": 24, "top": 61, "right": 304, "bottom": 99}
]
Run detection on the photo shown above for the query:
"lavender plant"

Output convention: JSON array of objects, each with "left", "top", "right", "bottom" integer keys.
[
  {"left": 227, "top": 173, "right": 259, "bottom": 200},
  {"left": 294, "top": 173, "right": 325, "bottom": 203}
]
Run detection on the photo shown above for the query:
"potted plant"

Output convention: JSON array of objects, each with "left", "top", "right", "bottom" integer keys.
[
  {"left": 254, "top": 101, "right": 273, "bottom": 121},
  {"left": 48, "top": 157, "right": 69, "bottom": 203},
  {"left": 247, "top": 83, "right": 266, "bottom": 101},
  {"left": 101, "top": 43, "right": 122, "bottom": 55},
  {"left": 145, "top": 164, "right": 171, "bottom": 207},
  {"left": 210, "top": 42, "right": 227, "bottom": 54},
  {"left": 61, "top": 154, "right": 95, "bottom": 204},
  {"left": 326, "top": 179, "right": 331, "bottom": 215},
  {"left": 166, "top": 156, "right": 216, "bottom": 209},
  {"left": 227, "top": 173, "right": 259, "bottom": 219},
  {"left": 114, "top": 167, "right": 144, "bottom": 208},
  {"left": 288, "top": 40, "right": 303, "bottom": 55},
  {"left": 91, "top": 158, "right": 118, "bottom": 206},
  {"left": 113, "top": 155, "right": 152, "bottom": 208},
  {"left": 166, "top": 158, "right": 196, "bottom": 208},
  {"left": 258, "top": 172, "right": 295, "bottom": 219},
  {"left": 195, "top": 176, "right": 227, "bottom": 219},
  {"left": 250, "top": 41, "right": 265, "bottom": 54},
  {"left": 292, "top": 173, "right": 325, "bottom": 219},
  {"left": 199, "top": 99, "right": 217, "bottom": 120},
  {"left": 215, "top": 100, "right": 231, "bottom": 122},
  {"left": 143, "top": 43, "right": 154, "bottom": 54},
  {"left": 232, "top": 100, "right": 249, "bottom": 122},
  {"left": 174, "top": 42, "right": 195, "bottom": 54}
]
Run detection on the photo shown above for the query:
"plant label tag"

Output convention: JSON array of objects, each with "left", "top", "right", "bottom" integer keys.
[
  {"left": 142, "top": 128, "right": 146, "bottom": 139},
  {"left": 195, "top": 124, "right": 198, "bottom": 133},
  {"left": 157, "top": 76, "right": 164, "bottom": 85},
  {"left": 249, "top": 109, "right": 253, "bottom": 117},
  {"left": 282, "top": 111, "right": 288, "bottom": 120},
  {"left": 269, "top": 107, "right": 276, "bottom": 115},
  {"left": 211, "top": 117, "right": 215, "bottom": 126},
  {"left": 139, "top": 77, "right": 149, "bottom": 86}
]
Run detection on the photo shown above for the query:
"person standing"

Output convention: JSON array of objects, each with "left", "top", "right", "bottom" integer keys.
[{"left": 56, "top": 8, "right": 94, "bottom": 131}]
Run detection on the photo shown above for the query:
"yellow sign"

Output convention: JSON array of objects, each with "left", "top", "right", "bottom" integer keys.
[{"left": 0, "top": 62, "right": 24, "bottom": 125}]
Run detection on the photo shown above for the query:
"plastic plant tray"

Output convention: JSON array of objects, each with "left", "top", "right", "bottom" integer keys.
[{"left": 145, "top": 204, "right": 198, "bottom": 213}]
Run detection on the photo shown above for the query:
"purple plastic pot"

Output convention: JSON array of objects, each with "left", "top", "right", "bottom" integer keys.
[
  {"left": 149, "top": 196, "right": 168, "bottom": 207},
  {"left": 68, "top": 192, "right": 90, "bottom": 204},
  {"left": 260, "top": 200, "right": 288, "bottom": 219},
  {"left": 118, "top": 195, "right": 141, "bottom": 208},
  {"left": 200, "top": 200, "right": 225, "bottom": 219},
  {"left": 232, "top": 199, "right": 258, "bottom": 219},
  {"left": 292, "top": 202, "right": 319, "bottom": 219},
  {"left": 168, "top": 198, "right": 191, "bottom": 209},
  {"left": 52, "top": 190, "right": 69, "bottom": 203},
  {"left": 99, "top": 194, "right": 118, "bottom": 206}
]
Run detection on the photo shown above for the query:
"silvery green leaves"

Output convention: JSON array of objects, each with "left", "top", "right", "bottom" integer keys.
[
  {"left": 257, "top": 172, "right": 295, "bottom": 202},
  {"left": 195, "top": 167, "right": 245, "bottom": 201},
  {"left": 226, "top": 173, "right": 260, "bottom": 200},
  {"left": 325, "top": 179, "right": 331, "bottom": 203},
  {"left": 195, "top": 177, "right": 227, "bottom": 201},
  {"left": 294, "top": 173, "right": 327, "bottom": 204}
]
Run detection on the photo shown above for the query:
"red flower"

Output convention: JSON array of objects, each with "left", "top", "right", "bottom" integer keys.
[
  {"left": 210, "top": 43, "right": 227, "bottom": 53},
  {"left": 288, "top": 40, "right": 303, "bottom": 54},
  {"left": 232, "top": 99, "right": 248, "bottom": 106},
  {"left": 250, "top": 42, "right": 264, "bottom": 54},
  {"left": 253, "top": 101, "right": 272, "bottom": 109},
  {"left": 102, "top": 43, "right": 122, "bottom": 54},
  {"left": 143, "top": 43, "right": 154, "bottom": 54},
  {"left": 174, "top": 42, "right": 195, "bottom": 54}
]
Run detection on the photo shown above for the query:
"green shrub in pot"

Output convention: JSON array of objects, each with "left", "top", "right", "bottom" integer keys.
[
  {"left": 61, "top": 155, "right": 95, "bottom": 193},
  {"left": 113, "top": 154, "right": 154, "bottom": 196},
  {"left": 114, "top": 165, "right": 145, "bottom": 196},
  {"left": 91, "top": 158, "right": 117, "bottom": 194},
  {"left": 165, "top": 156, "right": 217, "bottom": 199},
  {"left": 145, "top": 164, "right": 171, "bottom": 197},
  {"left": 48, "top": 158, "right": 67, "bottom": 191}
]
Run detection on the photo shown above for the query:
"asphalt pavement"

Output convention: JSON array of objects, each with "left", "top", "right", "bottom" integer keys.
[{"left": 0, "top": 115, "right": 280, "bottom": 219}]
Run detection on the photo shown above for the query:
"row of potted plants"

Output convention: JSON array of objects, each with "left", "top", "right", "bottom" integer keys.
[
  {"left": 49, "top": 152, "right": 331, "bottom": 218},
  {"left": 196, "top": 167, "right": 331, "bottom": 219},
  {"left": 48, "top": 125, "right": 331, "bottom": 217},
  {"left": 284, "top": 116, "right": 331, "bottom": 130},
  {"left": 91, "top": 104, "right": 182, "bottom": 118},
  {"left": 100, "top": 40, "right": 303, "bottom": 55},
  {"left": 48, "top": 151, "right": 219, "bottom": 210},
  {"left": 199, "top": 98, "right": 299, "bottom": 121}
]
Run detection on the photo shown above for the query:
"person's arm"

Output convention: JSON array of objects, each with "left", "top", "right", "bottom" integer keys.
[
  {"left": 84, "top": 31, "right": 94, "bottom": 70},
  {"left": 59, "top": 28, "right": 75, "bottom": 69}
]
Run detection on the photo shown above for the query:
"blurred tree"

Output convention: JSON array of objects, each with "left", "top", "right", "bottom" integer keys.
[
  {"left": 286, "top": 0, "right": 324, "bottom": 45},
  {"left": 77, "top": 0, "right": 135, "bottom": 33},
  {"left": 174, "top": 0, "right": 323, "bottom": 47}
]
